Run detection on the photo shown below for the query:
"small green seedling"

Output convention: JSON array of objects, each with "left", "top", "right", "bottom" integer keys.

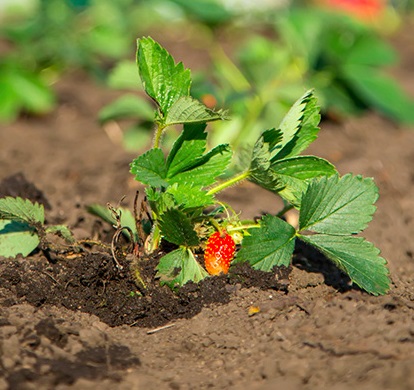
[
  {"left": 126, "top": 37, "right": 389, "bottom": 295},
  {"left": 0, "top": 197, "right": 75, "bottom": 257}
]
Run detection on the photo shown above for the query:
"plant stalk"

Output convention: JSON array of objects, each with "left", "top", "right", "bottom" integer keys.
[
  {"left": 207, "top": 170, "right": 250, "bottom": 195},
  {"left": 153, "top": 122, "right": 166, "bottom": 149},
  {"left": 226, "top": 223, "right": 260, "bottom": 232}
]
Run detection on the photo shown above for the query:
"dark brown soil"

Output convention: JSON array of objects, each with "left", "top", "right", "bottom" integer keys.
[{"left": 0, "top": 22, "right": 414, "bottom": 390}]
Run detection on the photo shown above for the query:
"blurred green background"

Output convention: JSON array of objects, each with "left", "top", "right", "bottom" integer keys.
[{"left": 1, "top": 0, "right": 414, "bottom": 151}]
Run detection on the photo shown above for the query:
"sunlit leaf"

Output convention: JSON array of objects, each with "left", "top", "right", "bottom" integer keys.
[
  {"left": 299, "top": 174, "right": 378, "bottom": 235},
  {"left": 272, "top": 89, "right": 320, "bottom": 160},
  {"left": 235, "top": 215, "right": 296, "bottom": 270},
  {"left": 169, "top": 144, "right": 232, "bottom": 188},
  {"left": 137, "top": 37, "right": 191, "bottom": 116},
  {"left": 0, "top": 197, "right": 44, "bottom": 225},
  {"left": 165, "top": 96, "right": 227, "bottom": 127},
  {"left": 0, "top": 220, "right": 40, "bottom": 258},
  {"left": 130, "top": 148, "right": 168, "bottom": 187},
  {"left": 158, "top": 208, "right": 199, "bottom": 247},
  {"left": 156, "top": 247, "right": 208, "bottom": 288},
  {"left": 299, "top": 234, "right": 390, "bottom": 295}
]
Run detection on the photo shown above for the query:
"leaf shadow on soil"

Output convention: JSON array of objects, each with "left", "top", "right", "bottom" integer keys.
[{"left": 293, "top": 239, "right": 356, "bottom": 293}]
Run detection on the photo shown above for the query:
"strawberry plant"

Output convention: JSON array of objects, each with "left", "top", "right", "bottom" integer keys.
[
  {"left": 0, "top": 36, "right": 391, "bottom": 296},
  {"left": 126, "top": 36, "right": 390, "bottom": 295}
]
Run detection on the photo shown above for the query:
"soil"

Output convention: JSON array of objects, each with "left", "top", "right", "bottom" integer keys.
[{"left": 1, "top": 23, "right": 414, "bottom": 390}]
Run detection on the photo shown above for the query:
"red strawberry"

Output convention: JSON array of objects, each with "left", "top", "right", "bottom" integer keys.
[{"left": 204, "top": 230, "right": 236, "bottom": 275}]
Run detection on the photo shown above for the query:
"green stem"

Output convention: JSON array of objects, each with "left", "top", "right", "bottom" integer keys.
[
  {"left": 207, "top": 170, "right": 250, "bottom": 195},
  {"left": 153, "top": 123, "right": 166, "bottom": 149},
  {"left": 226, "top": 223, "right": 260, "bottom": 233}
]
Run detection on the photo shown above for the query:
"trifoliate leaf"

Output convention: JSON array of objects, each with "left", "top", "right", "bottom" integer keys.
[
  {"left": 0, "top": 220, "right": 40, "bottom": 258},
  {"left": 158, "top": 208, "right": 199, "bottom": 247},
  {"left": 145, "top": 188, "right": 175, "bottom": 217},
  {"left": 130, "top": 148, "right": 168, "bottom": 187},
  {"left": 166, "top": 123, "right": 207, "bottom": 172},
  {"left": 271, "top": 156, "right": 337, "bottom": 206},
  {"left": 165, "top": 96, "right": 227, "bottom": 127},
  {"left": 137, "top": 37, "right": 191, "bottom": 116},
  {"left": 166, "top": 184, "right": 214, "bottom": 210},
  {"left": 156, "top": 247, "right": 208, "bottom": 288},
  {"left": 251, "top": 128, "right": 283, "bottom": 168},
  {"left": 249, "top": 129, "right": 283, "bottom": 192},
  {"left": 0, "top": 197, "right": 44, "bottom": 225},
  {"left": 235, "top": 215, "right": 296, "bottom": 271},
  {"left": 165, "top": 123, "right": 232, "bottom": 188},
  {"left": 167, "top": 135, "right": 207, "bottom": 178},
  {"left": 299, "top": 174, "right": 378, "bottom": 235},
  {"left": 299, "top": 234, "right": 390, "bottom": 295},
  {"left": 272, "top": 90, "right": 320, "bottom": 160},
  {"left": 248, "top": 168, "right": 282, "bottom": 194},
  {"left": 169, "top": 144, "right": 232, "bottom": 188}
]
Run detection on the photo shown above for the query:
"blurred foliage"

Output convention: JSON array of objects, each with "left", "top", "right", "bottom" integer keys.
[
  {"left": 0, "top": 0, "right": 167, "bottom": 122},
  {"left": 100, "top": 0, "right": 414, "bottom": 153},
  {"left": 1, "top": 0, "right": 414, "bottom": 144}
]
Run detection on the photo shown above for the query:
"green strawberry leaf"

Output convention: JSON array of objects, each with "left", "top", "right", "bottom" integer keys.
[
  {"left": 299, "top": 174, "right": 378, "bottom": 235},
  {"left": 343, "top": 64, "right": 414, "bottom": 124},
  {"left": 130, "top": 148, "right": 168, "bottom": 187},
  {"left": 107, "top": 60, "right": 144, "bottom": 90},
  {"left": 0, "top": 220, "right": 40, "bottom": 258},
  {"left": 145, "top": 189, "right": 175, "bottom": 217},
  {"left": 165, "top": 123, "right": 232, "bottom": 188},
  {"left": 248, "top": 168, "right": 282, "bottom": 194},
  {"left": 158, "top": 208, "right": 199, "bottom": 247},
  {"left": 248, "top": 129, "right": 283, "bottom": 192},
  {"left": 166, "top": 184, "right": 214, "bottom": 210},
  {"left": 0, "top": 65, "right": 55, "bottom": 120},
  {"left": 0, "top": 197, "right": 44, "bottom": 225},
  {"left": 271, "top": 156, "right": 336, "bottom": 180},
  {"left": 98, "top": 94, "right": 154, "bottom": 123},
  {"left": 271, "top": 156, "right": 337, "bottom": 206},
  {"left": 156, "top": 247, "right": 208, "bottom": 288},
  {"left": 169, "top": 144, "right": 232, "bottom": 188},
  {"left": 251, "top": 128, "right": 283, "bottom": 168},
  {"left": 272, "top": 89, "right": 320, "bottom": 160},
  {"left": 165, "top": 96, "right": 227, "bottom": 127},
  {"left": 166, "top": 123, "right": 208, "bottom": 178},
  {"left": 344, "top": 34, "right": 397, "bottom": 67},
  {"left": 137, "top": 37, "right": 191, "bottom": 116},
  {"left": 235, "top": 215, "right": 296, "bottom": 271},
  {"left": 299, "top": 234, "right": 390, "bottom": 295}
]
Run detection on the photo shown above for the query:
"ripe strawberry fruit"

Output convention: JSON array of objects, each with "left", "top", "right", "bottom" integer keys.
[{"left": 204, "top": 230, "right": 236, "bottom": 275}]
